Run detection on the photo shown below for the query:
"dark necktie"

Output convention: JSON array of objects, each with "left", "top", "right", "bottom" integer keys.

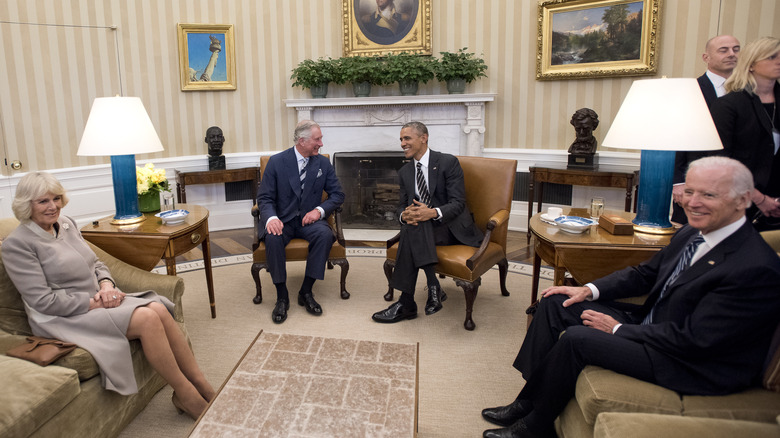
[
  {"left": 300, "top": 158, "right": 308, "bottom": 191},
  {"left": 416, "top": 162, "right": 431, "bottom": 207},
  {"left": 642, "top": 233, "right": 705, "bottom": 325}
]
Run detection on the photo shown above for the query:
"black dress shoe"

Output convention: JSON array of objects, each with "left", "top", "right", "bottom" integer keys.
[
  {"left": 298, "top": 294, "right": 322, "bottom": 315},
  {"left": 424, "top": 285, "right": 447, "bottom": 315},
  {"left": 483, "top": 418, "right": 556, "bottom": 438},
  {"left": 372, "top": 301, "right": 417, "bottom": 323},
  {"left": 482, "top": 398, "right": 531, "bottom": 427},
  {"left": 272, "top": 300, "right": 289, "bottom": 324}
]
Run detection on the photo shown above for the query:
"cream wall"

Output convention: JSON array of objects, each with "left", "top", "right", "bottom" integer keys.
[{"left": 0, "top": 0, "right": 778, "bottom": 176}]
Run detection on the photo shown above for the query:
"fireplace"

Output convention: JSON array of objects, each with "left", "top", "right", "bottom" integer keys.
[{"left": 333, "top": 152, "right": 410, "bottom": 229}]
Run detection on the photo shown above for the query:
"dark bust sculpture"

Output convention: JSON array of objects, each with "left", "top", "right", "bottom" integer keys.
[
  {"left": 205, "top": 126, "right": 226, "bottom": 170},
  {"left": 568, "top": 108, "right": 599, "bottom": 155}
]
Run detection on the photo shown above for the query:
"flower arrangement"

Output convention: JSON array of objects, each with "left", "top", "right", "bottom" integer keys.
[{"left": 136, "top": 163, "right": 170, "bottom": 195}]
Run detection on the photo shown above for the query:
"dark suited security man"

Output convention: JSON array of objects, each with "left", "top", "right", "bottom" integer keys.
[
  {"left": 481, "top": 156, "right": 780, "bottom": 438},
  {"left": 372, "top": 121, "right": 483, "bottom": 323},
  {"left": 257, "top": 120, "right": 344, "bottom": 324},
  {"left": 672, "top": 35, "right": 741, "bottom": 224}
]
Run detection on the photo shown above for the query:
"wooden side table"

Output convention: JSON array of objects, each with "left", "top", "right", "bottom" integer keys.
[
  {"left": 528, "top": 209, "right": 672, "bottom": 308},
  {"left": 527, "top": 165, "right": 639, "bottom": 242},
  {"left": 175, "top": 167, "right": 261, "bottom": 204},
  {"left": 80, "top": 204, "right": 217, "bottom": 318}
]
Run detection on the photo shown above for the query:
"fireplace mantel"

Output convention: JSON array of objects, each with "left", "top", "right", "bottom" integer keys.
[{"left": 285, "top": 93, "right": 496, "bottom": 157}]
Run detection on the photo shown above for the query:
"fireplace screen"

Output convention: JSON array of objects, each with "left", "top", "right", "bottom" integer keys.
[{"left": 333, "top": 152, "right": 410, "bottom": 230}]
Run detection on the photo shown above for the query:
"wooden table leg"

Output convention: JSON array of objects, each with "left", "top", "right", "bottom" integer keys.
[
  {"left": 165, "top": 257, "right": 177, "bottom": 276},
  {"left": 201, "top": 236, "right": 216, "bottom": 318},
  {"left": 527, "top": 176, "right": 535, "bottom": 243}
]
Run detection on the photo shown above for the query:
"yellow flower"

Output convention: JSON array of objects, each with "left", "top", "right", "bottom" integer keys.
[{"left": 136, "top": 163, "right": 170, "bottom": 195}]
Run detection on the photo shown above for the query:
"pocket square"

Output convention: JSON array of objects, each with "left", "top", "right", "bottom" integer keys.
[{"left": 317, "top": 169, "right": 323, "bottom": 178}]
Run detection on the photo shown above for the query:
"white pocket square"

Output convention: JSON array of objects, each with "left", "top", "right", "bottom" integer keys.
[{"left": 317, "top": 169, "right": 323, "bottom": 178}]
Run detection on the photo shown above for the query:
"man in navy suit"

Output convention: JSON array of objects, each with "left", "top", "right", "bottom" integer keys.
[
  {"left": 481, "top": 156, "right": 780, "bottom": 438},
  {"left": 257, "top": 120, "right": 344, "bottom": 324},
  {"left": 372, "top": 121, "right": 483, "bottom": 323},
  {"left": 672, "top": 35, "right": 741, "bottom": 224}
]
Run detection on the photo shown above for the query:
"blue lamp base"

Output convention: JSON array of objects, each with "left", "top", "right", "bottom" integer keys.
[
  {"left": 110, "top": 155, "right": 145, "bottom": 225},
  {"left": 633, "top": 150, "right": 676, "bottom": 234}
]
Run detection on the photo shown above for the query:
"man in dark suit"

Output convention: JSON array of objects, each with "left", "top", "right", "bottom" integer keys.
[
  {"left": 672, "top": 35, "right": 741, "bottom": 224},
  {"left": 257, "top": 120, "right": 344, "bottom": 324},
  {"left": 481, "top": 156, "right": 780, "bottom": 438},
  {"left": 372, "top": 121, "right": 483, "bottom": 323}
]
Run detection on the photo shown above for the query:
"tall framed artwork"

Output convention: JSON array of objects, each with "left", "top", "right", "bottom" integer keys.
[
  {"left": 177, "top": 23, "right": 237, "bottom": 91},
  {"left": 536, "top": 0, "right": 660, "bottom": 80},
  {"left": 343, "top": 0, "right": 432, "bottom": 56}
]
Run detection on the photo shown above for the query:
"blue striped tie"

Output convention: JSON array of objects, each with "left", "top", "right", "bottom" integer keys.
[
  {"left": 642, "top": 234, "right": 705, "bottom": 325},
  {"left": 300, "top": 158, "right": 308, "bottom": 191}
]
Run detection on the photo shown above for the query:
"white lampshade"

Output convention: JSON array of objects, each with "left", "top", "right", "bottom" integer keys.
[
  {"left": 602, "top": 77, "right": 723, "bottom": 152},
  {"left": 77, "top": 96, "right": 164, "bottom": 156}
]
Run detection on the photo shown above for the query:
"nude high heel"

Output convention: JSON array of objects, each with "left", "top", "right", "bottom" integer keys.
[{"left": 171, "top": 392, "right": 199, "bottom": 420}]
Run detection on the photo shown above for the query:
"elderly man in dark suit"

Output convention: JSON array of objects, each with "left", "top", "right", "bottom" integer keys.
[
  {"left": 372, "top": 121, "right": 483, "bottom": 323},
  {"left": 481, "top": 156, "right": 780, "bottom": 438},
  {"left": 257, "top": 120, "right": 344, "bottom": 324},
  {"left": 672, "top": 35, "right": 741, "bottom": 224}
]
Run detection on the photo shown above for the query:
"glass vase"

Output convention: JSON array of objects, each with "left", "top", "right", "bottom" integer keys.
[{"left": 138, "top": 191, "right": 161, "bottom": 213}]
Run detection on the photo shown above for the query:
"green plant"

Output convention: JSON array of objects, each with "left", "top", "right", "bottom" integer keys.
[
  {"left": 433, "top": 48, "right": 488, "bottom": 83},
  {"left": 336, "top": 56, "right": 386, "bottom": 85},
  {"left": 383, "top": 52, "right": 435, "bottom": 84},
  {"left": 290, "top": 57, "right": 338, "bottom": 89}
]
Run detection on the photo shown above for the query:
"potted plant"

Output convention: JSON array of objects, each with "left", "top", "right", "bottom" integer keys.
[
  {"left": 290, "top": 57, "right": 338, "bottom": 98},
  {"left": 433, "top": 48, "right": 488, "bottom": 94},
  {"left": 383, "top": 52, "right": 435, "bottom": 96},
  {"left": 136, "top": 163, "right": 170, "bottom": 212},
  {"left": 336, "top": 56, "right": 385, "bottom": 97}
]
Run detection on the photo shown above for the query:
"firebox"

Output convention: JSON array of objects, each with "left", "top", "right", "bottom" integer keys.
[{"left": 333, "top": 151, "right": 410, "bottom": 229}]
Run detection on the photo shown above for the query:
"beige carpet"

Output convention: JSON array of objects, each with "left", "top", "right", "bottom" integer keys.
[{"left": 120, "top": 252, "right": 553, "bottom": 438}]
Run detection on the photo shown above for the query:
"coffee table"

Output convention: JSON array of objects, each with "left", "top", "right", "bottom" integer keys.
[{"left": 189, "top": 331, "right": 418, "bottom": 437}]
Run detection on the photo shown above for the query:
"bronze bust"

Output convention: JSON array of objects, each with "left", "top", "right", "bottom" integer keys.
[
  {"left": 568, "top": 108, "right": 599, "bottom": 155},
  {"left": 205, "top": 126, "right": 226, "bottom": 170}
]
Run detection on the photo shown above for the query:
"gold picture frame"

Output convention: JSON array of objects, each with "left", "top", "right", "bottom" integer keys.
[
  {"left": 343, "top": 0, "right": 431, "bottom": 56},
  {"left": 177, "top": 23, "right": 236, "bottom": 91},
  {"left": 536, "top": 0, "right": 660, "bottom": 81}
]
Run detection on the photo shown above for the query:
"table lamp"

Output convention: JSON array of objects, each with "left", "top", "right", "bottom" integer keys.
[
  {"left": 77, "top": 97, "right": 164, "bottom": 225},
  {"left": 601, "top": 78, "right": 722, "bottom": 234}
]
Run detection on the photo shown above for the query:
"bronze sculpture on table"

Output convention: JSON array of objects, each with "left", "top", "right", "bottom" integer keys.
[
  {"left": 567, "top": 108, "right": 599, "bottom": 169},
  {"left": 206, "top": 126, "right": 226, "bottom": 170}
]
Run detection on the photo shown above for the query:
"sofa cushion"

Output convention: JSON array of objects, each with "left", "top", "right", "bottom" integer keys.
[
  {"left": 576, "top": 366, "right": 682, "bottom": 425},
  {"left": 0, "top": 354, "right": 81, "bottom": 438},
  {"left": 763, "top": 323, "right": 780, "bottom": 392},
  {"left": 0, "top": 248, "right": 33, "bottom": 336},
  {"left": 1, "top": 331, "right": 99, "bottom": 382},
  {"left": 594, "top": 412, "right": 780, "bottom": 438},
  {"left": 682, "top": 387, "right": 780, "bottom": 424}
]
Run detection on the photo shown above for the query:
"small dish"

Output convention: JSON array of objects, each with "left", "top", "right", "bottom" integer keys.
[
  {"left": 553, "top": 215, "right": 597, "bottom": 233},
  {"left": 540, "top": 213, "right": 562, "bottom": 222},
  {"left": 155, "top": 209, "right": 190, "bottom": 225}
]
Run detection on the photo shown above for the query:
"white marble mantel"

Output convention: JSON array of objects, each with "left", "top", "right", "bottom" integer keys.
[{"left": 284, "top": 93, "right": 496, "bottom": 157}]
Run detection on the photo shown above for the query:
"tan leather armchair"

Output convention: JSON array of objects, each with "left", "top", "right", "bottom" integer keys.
[
  {"left": 250, "top": 154, "right": 349, "bottom": 304},
  {"left": 383, "top": 156, "right": 517, "bottom": 330}
]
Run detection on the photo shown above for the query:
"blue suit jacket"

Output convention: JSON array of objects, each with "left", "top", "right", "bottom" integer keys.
[
  {"left": 593, "top": 222, "right": 780, "bottom": 395},
  {"left": 256, "top": 148, "right": 344, "bottom": 239}
]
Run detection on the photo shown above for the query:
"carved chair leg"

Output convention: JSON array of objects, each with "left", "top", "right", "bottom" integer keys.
[
  {"left": 331, "top": 258, "right": 350, "bottom": 299},
  {"left": 454, "top": 277, "right": 481, "bottom": 331},
  {"left": 251, "top": 263, "right": 265, "bottom": 304},
  {"left": 498, "top": 258, "right": 510, "bottom": 296},
  {"left": 383, "top": 259, "right": 396, "bottom": 301}
]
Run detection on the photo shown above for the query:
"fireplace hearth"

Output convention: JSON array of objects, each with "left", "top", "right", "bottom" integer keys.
[{"left": 334, "top": 152, "right": 410, "bottom": 230}]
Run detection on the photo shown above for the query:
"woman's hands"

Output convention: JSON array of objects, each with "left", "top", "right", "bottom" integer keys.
[{"left": 89, "top": 281, "right": 126, "bottom": 310}]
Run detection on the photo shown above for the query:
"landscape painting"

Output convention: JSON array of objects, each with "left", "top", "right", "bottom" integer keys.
[{"left": 536, "top": 0, "right": 660, "bottom": 80}]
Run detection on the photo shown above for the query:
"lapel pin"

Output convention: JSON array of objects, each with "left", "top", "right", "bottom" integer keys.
[{"left": 707, "top": 260, "right": 715, "bottom": 265}]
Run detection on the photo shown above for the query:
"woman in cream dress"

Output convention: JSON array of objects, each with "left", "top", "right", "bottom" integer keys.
[{"left": 1, "top": 172, "right": 214, "bottom": 419}]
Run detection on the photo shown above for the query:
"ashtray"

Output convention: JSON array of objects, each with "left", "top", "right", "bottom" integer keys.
[
  {"left": 553, "top": 215, "right": 597, "bottom": 234},
  {"left": 155, "top": 209, "right": 190, "bottom": 225}
]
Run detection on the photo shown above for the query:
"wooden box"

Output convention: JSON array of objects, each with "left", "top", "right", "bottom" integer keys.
[{"left": 599, "top": 214, "right": 634, "bottom": 235}]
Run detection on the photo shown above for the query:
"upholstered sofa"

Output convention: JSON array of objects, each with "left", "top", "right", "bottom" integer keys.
[
  {"left": 555, "top": 230, "right": 780, "bottom": 438},
  {"left": 0, "top": 218, "right": 188, "bottom": 438}
]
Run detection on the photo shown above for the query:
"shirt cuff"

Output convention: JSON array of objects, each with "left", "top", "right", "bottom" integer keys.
[
  {"left": 265, "top": 216, "right": 279, "bottom": 228},
  {"left": 316, "top": 206, "right": 325, "bottom": 219},
  {"left": 585, "top": 283, "right": 599, "bottom": 301},
  {"left": 612, "top": 323, "right": 622, "bottom": 334},
  {"left": 434, "top": 207, "right": 442, "bottom": 220}
]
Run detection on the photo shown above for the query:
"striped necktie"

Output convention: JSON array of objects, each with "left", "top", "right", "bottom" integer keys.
[
  {"left": 300, "top": 158, "right": 308, "bottom": 191},
  {"left": 642, "top": 233, "right": 705, "bottom": 325},
  {"left": 416, "top": 162, "right": 431, "bottom": 207}
]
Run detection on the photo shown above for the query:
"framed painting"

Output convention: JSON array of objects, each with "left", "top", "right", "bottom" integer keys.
[
  {"left": 343, "top": 0, "right": 431, "bottom": 56},
  {"left": 177, "top": 23, "right": 236, "bottom": 91},
  {"left": 536, "top": 0, "right": 660, "bottom": 80}
]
